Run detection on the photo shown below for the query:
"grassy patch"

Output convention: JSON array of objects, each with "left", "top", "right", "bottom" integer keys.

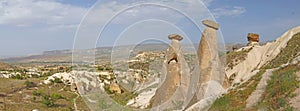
[
  {"left": 109, "top": 89, "right": 137, "bottom": 106},
  {"left": 209, "top": 33, "right": 300, "bottom": 111},
  {"left": 0, "top": 78, "right": 89, "bottom": 111},
  {"left": 226, "top": 48, "right": 252, "bottom": 69},
  {"left": 258, "top": 64, "right": 299, "bottom": 110},
  {"left": 209, "top": 70, "right": 265, "bottom": 111},
  {"left": 263, "top": 33, "right": 300, "bottom": 69}
]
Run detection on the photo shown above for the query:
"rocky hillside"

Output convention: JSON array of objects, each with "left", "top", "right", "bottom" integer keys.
[
  {"left": 0, "top": 61, "right": 15, "bottom": 70},
  {"left": 209, "top": 26, "right": 300, "bottom": 111}
]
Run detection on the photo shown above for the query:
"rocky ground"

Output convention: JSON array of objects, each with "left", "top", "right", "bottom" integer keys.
[{"left": 209, "top": 26, "right": 300, "bottom": 111}]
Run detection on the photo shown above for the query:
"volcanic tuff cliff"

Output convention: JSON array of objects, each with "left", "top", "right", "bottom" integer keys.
[{"left": 208, "top": 26, "right": 300, "bottom": 111}]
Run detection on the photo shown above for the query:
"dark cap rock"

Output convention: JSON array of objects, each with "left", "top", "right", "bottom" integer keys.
[
  {"left": 247, "top": 33, "right": 259, "bottom": 42},
  {"left": 202, "top": 20, "right": 219, "bottom": 30},
  {"left": 168, "top": 34, "right": 183, "bottom": 41}
]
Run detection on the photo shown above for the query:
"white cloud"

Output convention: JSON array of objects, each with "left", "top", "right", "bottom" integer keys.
[
  {"left": 0, "top": 0, "right": 87, "bottom": 26},
  {"left": 212, "top": 6, "right": 246, "bottom": 18},
  {"left": 88, "top": 0, "right": 216, "bottom": 26},
  {"left": 0, "top": 0, "right": 245, "bottom": 28}
]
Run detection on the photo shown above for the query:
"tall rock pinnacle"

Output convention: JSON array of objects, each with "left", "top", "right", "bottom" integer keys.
[
  {"left": 151, "top": 34, "right": 192, "bottom": 110},
  {"left": 186, "top": 20, "right": 226, "bottom": 110},
  {"left": 152, "top": 34, "right": 182, "bottom": 107}
]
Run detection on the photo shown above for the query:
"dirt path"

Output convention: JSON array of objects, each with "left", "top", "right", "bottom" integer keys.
[
  {"left": 245, "top": 68, "right": 278, "bottom": 109},
  {"left": 73, "top": 92, "right": 79, "bottom": 111},
  {"left": 66, "top": 90, "right": 79, "bottom": 111}
]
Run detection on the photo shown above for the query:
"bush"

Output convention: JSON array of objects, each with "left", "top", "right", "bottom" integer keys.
[
  {"left": 52, "top": 93, "right": 64, "bottom": 99},
  {"left": 98, "top": 67, "right": 104, "bottom": 71},
  {"left": 11, "top": 74, "right": 23, "bottom": 80},
  {"left": 24, "top": 80, "right": 36, "bottom": 88},
  {"left": 51, "top": 77, "right": 63, "bottom": 84},
  {"left": 42, "top": 95, "right": 55, "bottom": 107},
  {"left": 32, "top": 90, "right": 42, "bottom": 96}
]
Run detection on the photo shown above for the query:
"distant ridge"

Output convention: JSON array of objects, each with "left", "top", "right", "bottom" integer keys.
[{"left": 0, "top": 61, "right": 15, "bottom": 70}]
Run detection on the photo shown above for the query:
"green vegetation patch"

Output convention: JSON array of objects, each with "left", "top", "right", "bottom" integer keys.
[
  {"left": 108, "top": 87, "right": 137, "bottom": 106},
  {"left": 264, "top": 33, "right": 300, "bottom": 69},
  {"left": 258, "top": 64, "right": 299, "bottom": 110},
  {"left": 209, "top": 70, "right": 265, "bottom": 111},
  {"left": 0, "top": 78, "right": 89, "bottom": 111},
  {"left": 226, "top": 48, "right": 252, "bottom": 68}
]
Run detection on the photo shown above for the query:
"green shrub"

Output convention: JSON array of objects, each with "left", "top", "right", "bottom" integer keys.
[
  {"left": 42, "top": 95, "right": 55, "bottom": 107},
  {"left": 32, "top": 90, "right": 42, "bottom": 96},
  {"left": 52, "top": 93, "right": 64, "bottom": 99},
  {"left": 24, "top": 80, "right": 36, "bottom": 88},
  {"left": 11, "top": 74, "right": 23, "bottom": 80},
  {"left": 98, "top": 67, "right": 104, "bottom": 71}
]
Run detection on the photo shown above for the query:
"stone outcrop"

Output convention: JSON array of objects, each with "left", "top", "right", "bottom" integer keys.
[
  {"left": 232, "top": 44, "right": 238, "bottom": 51},
  {"left": 109, "top": 83, "right": 122, "bottom": 94},
  {"left": 227, "top": 26, "right": 300, "bottom": 84},
  {"left": 71, "top": 83, "right": 77, "bottom": 92},
  {"left": 247, "top": 33, "right": 260, "bottom": 46}
]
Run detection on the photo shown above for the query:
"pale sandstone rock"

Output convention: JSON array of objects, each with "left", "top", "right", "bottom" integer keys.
[
  {"left": 186, "top": 20, "right": 225, "bottom": 109},
  {"left": 227, "top": 26, "right": 300, "bottom": 84},
  {"left": 152, "top": 34, "right": 182, "bottom": 107},
  {"left": 109, "top": 83, "right": 122, "bottom": 94},
  {"left": 152, "top": 34, "right": 191, "bottom": 110}
]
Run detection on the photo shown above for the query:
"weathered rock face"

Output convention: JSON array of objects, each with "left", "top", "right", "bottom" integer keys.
[
  {"left": 232, "top": 44, "right": 238, "bottom": 51},
  {"left": 109, "top": 83, "right": 122, "bottom": 94},
  {"left": 186, "top": 20, "right": 225, "bottom": 109},
  {"left": 71, "top": 83, "right": 77, "bottom": 92},
  {"left": 198, "top": 20, "right": 225, "bottom": 92},
  {"left": 247, "top": 33, "right": 260, "bottom": 46},
  {"left": 152, "top": 34, "right": 182, "bottom": 107},
  {"left": 227, "top": 26, "right": 300, "bottom": 84}
]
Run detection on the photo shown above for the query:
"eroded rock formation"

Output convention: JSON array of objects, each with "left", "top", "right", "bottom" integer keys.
[
  {"left": 186, "top": 20, "right": 226, "bottom": 110},
  {"left": 152, "top": 34, "right": 182, "bottom": 107},
  {"left": 109, "top": 83, "right": 122, "bottom": 94},
  {"left": 232, "top": 44, "right": 238, "bottom": 51},
  {"left": 247, "top": 33, "right": 260, "bottom": 46}
]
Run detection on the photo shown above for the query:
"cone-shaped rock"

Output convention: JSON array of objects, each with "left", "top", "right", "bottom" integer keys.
[
  {"left": 152, "top": 34, "right": 185, "bottom": 107},
  {"left": 186, "top": 20, "right": 225, "bottom": 109}
]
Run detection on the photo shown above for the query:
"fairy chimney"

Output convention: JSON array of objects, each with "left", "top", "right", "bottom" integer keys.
[
  {"left": 152, "top": 34, "right": 183, "bottom": 107},
  {"left": 187, "top": 20, "right": 226, "bottom": 108}
]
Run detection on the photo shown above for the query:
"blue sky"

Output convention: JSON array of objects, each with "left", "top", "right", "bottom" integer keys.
[{"left": 0, "top": 0, "right": 300, "bottom": 57}]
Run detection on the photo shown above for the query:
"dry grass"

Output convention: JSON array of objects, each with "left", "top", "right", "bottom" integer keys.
[{"left": 0, "top": 78, "right": 89, "bottom": 111}]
